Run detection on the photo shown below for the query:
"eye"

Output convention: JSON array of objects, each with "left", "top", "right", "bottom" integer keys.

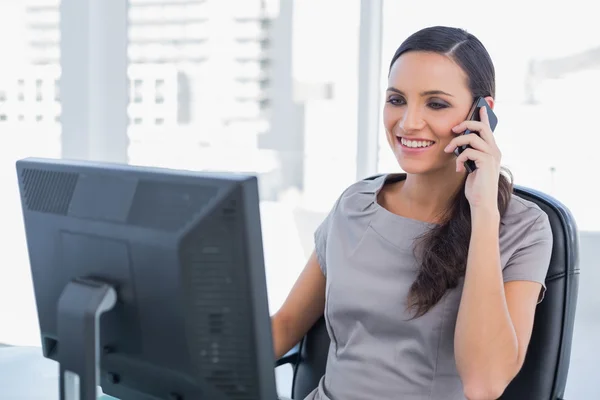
[
  {"left": 428, "top": 101, "right": 449, "bottom": 110},
  {"left": 386, "top": 96, "right": 405, "bottom": 106}
]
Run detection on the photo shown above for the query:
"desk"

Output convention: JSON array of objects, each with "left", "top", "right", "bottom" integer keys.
[{"left": 0, "top": 346, "right": 116, "bottom": 399}]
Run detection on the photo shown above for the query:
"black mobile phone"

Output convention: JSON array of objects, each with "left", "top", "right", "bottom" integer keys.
[{"left": 453, "top": 97, "right": 498, "bottom": 173}]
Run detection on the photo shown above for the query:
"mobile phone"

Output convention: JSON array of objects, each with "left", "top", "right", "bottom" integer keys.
[{"left": 453, "top": 97, "right": 498, "bottom": 173}]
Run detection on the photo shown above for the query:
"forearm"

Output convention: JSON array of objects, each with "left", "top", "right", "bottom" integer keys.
[
  {"left": 271, "top": 314, "right": 295, "bottom": 360},
  {"left": 455, "top": 209, "right": 519, "bottom": 398}
]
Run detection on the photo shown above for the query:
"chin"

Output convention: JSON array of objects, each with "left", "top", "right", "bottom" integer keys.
[
  {"left": 395, "top": 157, "right": 435, "bottom": 175},
  {"left": 395, "top": 156, "right": 450, "bottom": 176}
]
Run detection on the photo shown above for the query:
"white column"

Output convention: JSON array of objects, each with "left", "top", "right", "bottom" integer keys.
[
  {"left": 60, "top": 0, "right": 129, "bottom": 163},
  {"left": 355, "top": 0, "right": 383, "bottom": 180}
]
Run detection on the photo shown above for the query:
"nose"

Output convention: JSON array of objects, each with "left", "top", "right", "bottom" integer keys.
[{"left": 399, "top": 105, "right": 425, "bottom": 133}]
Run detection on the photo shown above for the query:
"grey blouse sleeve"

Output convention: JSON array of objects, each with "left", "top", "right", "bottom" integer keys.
[
  {"left": 314, "top": 196, "right": 343, "bottom": 277},
  {"left": 502, "top": 212, "right": 553, "bottom": 302}
]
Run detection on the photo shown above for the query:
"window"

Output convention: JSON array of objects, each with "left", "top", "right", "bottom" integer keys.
[
  {"left": 17, "top": 79, "right": 25, "bottom": 101},
  {"left": 36, "top": 79, "right": 43, "bottom": 101},
  {"left": 155, "top": 79, "right": 164, "bottom": 104},
  {"left": 54, "top": 79, "right": 60, "bottom": 101},
  {"left": 133, "top": 79, "right": 143, "bottom": 103},
  {"left": 0, "top": 1, "right": 62, "bottom": 347}
]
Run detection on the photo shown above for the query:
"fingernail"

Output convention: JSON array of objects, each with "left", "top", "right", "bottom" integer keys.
[
  {"left": 452, "top": 125, "right": 460, "bottom": 132},
  {"left": 444, "top": 144, "right": 452, "bottom": 152}
]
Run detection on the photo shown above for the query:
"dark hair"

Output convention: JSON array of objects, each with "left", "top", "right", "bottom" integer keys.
[{"left": 389, "top": 26, "right": 513, "bottom": 318}]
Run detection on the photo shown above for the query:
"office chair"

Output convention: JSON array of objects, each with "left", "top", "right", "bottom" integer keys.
[{"left": 276, "top": 185, "right": 580, "bottom": 400}]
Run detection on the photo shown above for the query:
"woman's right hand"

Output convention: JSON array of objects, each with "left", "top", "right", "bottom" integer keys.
[{"left": 271, "top": 250, "right": 327, "bottom": 360}]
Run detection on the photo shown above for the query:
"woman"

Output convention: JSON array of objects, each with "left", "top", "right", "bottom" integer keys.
[{"left": 271, "top": 26, "right": 552, "bottom": 400}]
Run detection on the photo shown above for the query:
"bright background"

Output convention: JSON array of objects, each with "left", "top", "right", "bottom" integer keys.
[{"left": 0, "top": 0, "right": 598, "bottom": 398}]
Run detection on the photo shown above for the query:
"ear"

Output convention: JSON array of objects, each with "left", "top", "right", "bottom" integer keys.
[{"left": 484, "top": 96, "right": 495, "bottom": 110}]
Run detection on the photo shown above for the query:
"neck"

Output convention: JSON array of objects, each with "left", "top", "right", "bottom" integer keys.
[{"left": 399, "top": 167, "right": 466, "bottom": 222}]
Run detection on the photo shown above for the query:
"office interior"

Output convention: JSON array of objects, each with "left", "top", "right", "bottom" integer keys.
[{"left": 0, "top": 0, "right": 598, "bottom": 399}]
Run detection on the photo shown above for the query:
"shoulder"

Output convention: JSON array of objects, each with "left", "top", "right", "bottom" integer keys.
[
  {"left": 341, "top": 174, "right": 386, "bottom": 197},
  {"left": 332, "top": 174, "right": 388, "bottom": 213},
  {"left": 320, "top": 174, "right": 388, "bottom": 232},
  {"left": 502, "top": 194, "right": 551, "bottom": 232},
  {"left": 500, "top": 193, "right": 553, "bottom": 259},
  {"left": 314, "top": 175, "right": 387, "bottom": 265}
]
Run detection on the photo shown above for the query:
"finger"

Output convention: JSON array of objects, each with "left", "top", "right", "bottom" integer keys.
[
  {"left": 444, "top": 133, "right": 490, "bottom": 154},
  {"left": 452, "top": 116, "right": 495, "bottom": 141},
  {"left": 478, "top": 106, "right": 495, "bottom": 144},
  {"left": 455, "top": 148, "right": 491, "bottom": 172}
]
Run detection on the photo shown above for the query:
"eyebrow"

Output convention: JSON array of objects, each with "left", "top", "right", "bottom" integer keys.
[{"left": 386, "top": 87, "right": 454, "bottom": 97}]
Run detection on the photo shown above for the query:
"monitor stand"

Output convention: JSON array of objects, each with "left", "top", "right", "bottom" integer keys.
[{"left": 57, "top": 278, "right": 117, "bottom": 400}]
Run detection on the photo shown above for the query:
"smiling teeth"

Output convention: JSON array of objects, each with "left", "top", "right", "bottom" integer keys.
[{"left": 400, "top": 138, "right": 434, "bottom": 148}]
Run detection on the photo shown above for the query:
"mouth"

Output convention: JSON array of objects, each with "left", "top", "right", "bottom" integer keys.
[{"left": 396, "top": 136, "right": 436, "bottom": 150}]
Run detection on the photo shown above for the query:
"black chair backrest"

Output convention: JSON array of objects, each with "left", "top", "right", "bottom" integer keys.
[{"left": 291, "top": 186, "right": 580, "bottom": 400}]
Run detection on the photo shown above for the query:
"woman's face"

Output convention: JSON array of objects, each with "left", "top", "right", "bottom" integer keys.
[{"left": 383, "top": 51, "right": 489, "bottom": 175}]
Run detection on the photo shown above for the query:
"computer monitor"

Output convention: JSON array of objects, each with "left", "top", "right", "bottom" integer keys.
[{"left": 15, "top": 157, "right": 278, "bottom": 400}]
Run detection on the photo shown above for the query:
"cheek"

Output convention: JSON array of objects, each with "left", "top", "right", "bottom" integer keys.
[
  {"left": 382, "top": 105, "right": 400, "bottom": 133},
  {"left": 428, "top": 118, "right": 459, "bottom": 142}
]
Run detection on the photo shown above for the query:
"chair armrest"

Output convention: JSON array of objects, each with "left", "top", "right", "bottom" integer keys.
[{"left": 275, "top": 343, "right": 300, "bottom": 367}]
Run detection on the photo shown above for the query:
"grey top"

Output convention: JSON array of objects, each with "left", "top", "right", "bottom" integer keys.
[{"left": 303, "top": 173, "right": 553, "bottom": 400}]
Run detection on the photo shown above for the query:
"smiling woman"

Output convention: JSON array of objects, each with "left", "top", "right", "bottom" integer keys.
[
  {"left": 385, "top": 81, "right": 464, "bottom": 156},
  {"left": 384, "top": 51, "right": 492, "bottom": 175},
  {"left": 272, "top": 25, "right": 552, "bottom": 400},
  {"left": 380, "top": 28, "right": 515, "bottom": 318}
]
